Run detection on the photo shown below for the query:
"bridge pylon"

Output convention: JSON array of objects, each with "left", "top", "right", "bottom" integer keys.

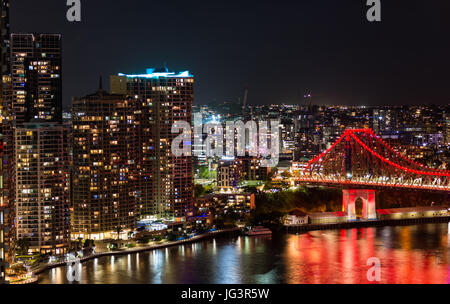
[{"left": 343, "top": 189, "right": 377, "bottom": 221}]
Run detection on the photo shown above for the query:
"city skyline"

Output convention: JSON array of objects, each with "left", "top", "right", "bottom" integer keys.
[
  {"left": 1, "top": 0, "right": 449, "bottom": 287},
  {"left": 10, "top": 0, "right": 450, "bottom": 108}
]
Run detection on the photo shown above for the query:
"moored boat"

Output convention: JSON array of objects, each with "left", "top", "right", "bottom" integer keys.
[{"left": 246, "top": 226, "right": 272, "bottom": 236}]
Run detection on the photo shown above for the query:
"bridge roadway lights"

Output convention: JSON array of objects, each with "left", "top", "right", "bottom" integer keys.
[{"left": 343, "top": 189, "right": 377, "bottom": 221}]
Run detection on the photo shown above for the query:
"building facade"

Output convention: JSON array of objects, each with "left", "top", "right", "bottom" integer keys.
[
  {"left": 0, "top": 140, "right": 8, "bottom": 283},
  {"left": 71, "top": 87, "right": 136, "bottom": 240},
  {"left": 0, "top": 0, "right": 13, "bottom": 283},
  {"left": 284, "top": 210, "right": 309, "bottom": 226},
  {"left": 110, "top": 68, "right": 194, "bottom": 219},
  {"left": 217, "top": 157, "right": 269, "bottom": 189},
  {"left": 11, "top": 32, "right": 68, "bottom": 254},
  {"left": 217, "top": 159, "right": 242, "bottom": 189},
  {"left": 195, "top": 192, "right": 255, "bottom": 216},
  {"left": 10, "top": 33, "right": 62, "bottom": 125},
  {"left": 15, "top": 123, "right": 70, "bottom": 254},
  {"left": 446, "top": 112, "right": 450, "bottom": 146}
]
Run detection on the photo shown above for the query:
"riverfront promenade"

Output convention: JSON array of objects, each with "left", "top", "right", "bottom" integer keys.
[
  {"left": 26, "top": 216, "right": 450, "bottom": 282},
  {"left": 32, "top": 228, "right": 241, "bottom": 276}
]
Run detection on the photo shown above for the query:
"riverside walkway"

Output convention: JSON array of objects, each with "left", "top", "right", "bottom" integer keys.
[{"left": 32, "top": 228, "right": 241, "bottom": 276}]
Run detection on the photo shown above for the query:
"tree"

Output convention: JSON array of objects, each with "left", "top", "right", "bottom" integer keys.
[
  {"left": 263, "top": 180, "right": 273, "bottom": 191},
  {"left": 243, "top": 186, "right": 258, "bottom": 194},
  {"left": 194, "top": 184, "right": 206, "bottom": 198},
  {"left": 137, "top": 235, "right": 151, "bottom": 244},
  {"left": 213, "top": 216, "right": 225, "bottom": 229},
  {"left": 77, "top": 237, "right": 83, "bottom": 249},
  {"left": 16, "top": 239, "right": 30, "bottom": 256},
  {"left": 167, "top": 233, "right": 178, "bottom": 242},
  {"left": 84, "top": 239, "right": 95, "bottom": 248},
  {"left": 114, "top": 226, "right": 123, "bottom": 242},
  {"left": 281, "top": 171, "right": 292, "bottom": 179},
  {"left": 195, "top": 183, "right": 214, "bottom": 198}
]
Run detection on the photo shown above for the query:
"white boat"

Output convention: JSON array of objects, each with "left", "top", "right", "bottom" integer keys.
[{"left": 246, "top": 226, "right": 272, "bottom": 236}]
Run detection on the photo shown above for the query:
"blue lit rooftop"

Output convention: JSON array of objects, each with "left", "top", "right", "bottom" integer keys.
[{"left": 118, "top": 68, "right": 193, "bottom": 79}]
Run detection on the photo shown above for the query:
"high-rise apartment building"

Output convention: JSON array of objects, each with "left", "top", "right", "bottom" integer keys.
[
  {"left": 10, "top": 33, "right": 62, "bottom": 125},
  {"left": 15, "top": 123, "right": 70, "bottom": 254},
  {"left": 0, "top": 0, "right": 12, "bottom": 283},
  {"left": 110, "top": 68, "right": 194, "bottom": 218},
  {"left": 11, "top": 33, "right": 68, "bottom": 254},
  {"left": 445, "top": 112, "right": 450, "bottom": 146},
  {"left": 71, "top": 86, "right": 136, "bottom": 240},
  {"left": 0, "top": 140, "right": 7, "bottom": 284},
  {"left": 1, "top": 0, "right": 10, "bottom": 76}
]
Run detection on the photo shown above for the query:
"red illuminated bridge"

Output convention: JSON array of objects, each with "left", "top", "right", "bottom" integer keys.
[{"left": 294, "top": 129, "right": 450, "bottom": 220}]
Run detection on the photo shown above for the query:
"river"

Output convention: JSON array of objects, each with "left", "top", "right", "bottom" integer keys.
[{"left": 38, "top": 223, "right": 450, "bottom": 284}]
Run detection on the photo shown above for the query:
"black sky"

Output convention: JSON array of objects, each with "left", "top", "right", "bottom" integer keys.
[{"left": 10, "top": 0, "right": 450, "bottom": 108}]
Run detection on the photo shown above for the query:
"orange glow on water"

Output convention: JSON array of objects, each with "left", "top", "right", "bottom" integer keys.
[{"left": 284, "top": 224, "right": 450, "bottom": 284}]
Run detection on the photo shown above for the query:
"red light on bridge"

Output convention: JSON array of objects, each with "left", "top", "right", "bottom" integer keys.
[{"left": 302, "top": 128, "right": 449, "bottom": 190}]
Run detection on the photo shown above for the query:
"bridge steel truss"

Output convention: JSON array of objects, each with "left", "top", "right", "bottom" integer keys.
[{"left": 299, "top": 129, "right": 450, "bottom": 192}]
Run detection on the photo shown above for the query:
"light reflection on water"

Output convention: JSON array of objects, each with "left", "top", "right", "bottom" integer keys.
[{"left": 39, "top": 223, "right": 450, "bottom": 284}]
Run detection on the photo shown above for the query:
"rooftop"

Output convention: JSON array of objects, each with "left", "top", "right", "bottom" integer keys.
[
  {"left": 75, "top": 77, "right": 126, "bottom": 101},
  {"left": 118, "top": 68, "right": 193, "bottom": 79}
]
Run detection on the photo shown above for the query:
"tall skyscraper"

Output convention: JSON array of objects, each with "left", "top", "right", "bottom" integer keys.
[
  {"left": 0, "top": 0, "right": 12, "bottom": 284},
  {"left": 0, "top": 142, "right": 7, "bottom": 284},
  {"left": 10, "top": 33, "right": 62, "bottom": 125},
  {"left": 445, "top": 112, "right": 450, "bottom": 146},
  {"left": 1, "top": 0, "right": 10, "bottom": 76},
  {"left": 110, "top": 68, "right": 194, "bottom": 218},
  {"left": 71, "top": 85, "right": 136, "bottom": 240},
  {"left": 11, "top": 33, "right": 69, "bottom": 254},
  {"left": 15, "top": 123, "right": 70, "bottom": 254}
]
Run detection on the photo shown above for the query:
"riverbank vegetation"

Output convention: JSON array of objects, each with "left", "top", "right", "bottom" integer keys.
[
  {"left": 248, "top": 186, "right": 449, "bottom": 230},
  {"left": 248, "top": 187, "right": 341, "bottom": 230}
]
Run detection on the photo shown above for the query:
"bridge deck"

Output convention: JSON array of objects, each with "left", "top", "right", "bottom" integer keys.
[{"left": 293, "top": 177, "right": 450, "bottom": 192}]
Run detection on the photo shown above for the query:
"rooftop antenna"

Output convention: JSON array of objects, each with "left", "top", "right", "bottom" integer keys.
[
  {"left": 242, "top": 84, "right": 249, "bottom": 118},
  {"left": 99, "top": 75, "right": 103, "bottom": 90},
  {"left": 304, "top": 90, "right": 312, "bottom": 110}
]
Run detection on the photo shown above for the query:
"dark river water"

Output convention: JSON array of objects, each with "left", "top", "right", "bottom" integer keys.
[{"left": 39, "top": 223, "right": 450, "bottom": 284}]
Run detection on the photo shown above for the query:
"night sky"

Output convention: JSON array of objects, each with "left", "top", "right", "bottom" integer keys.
[{"left": 11, "top": 0, "right": 450, "bottom": 108}]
